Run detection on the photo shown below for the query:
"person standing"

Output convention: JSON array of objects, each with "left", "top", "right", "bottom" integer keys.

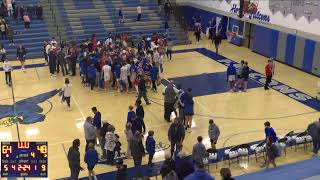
[
  {"left": 208, "top": 119, "right": 220, "bottom": 150},
  {"left": 0, "top": 22, "right": 6, "bottom": 40},
  {"left": 84, "top": 116, "right": 96, "bottom": 152},
  {"left": 6, "top": 25, "right": 14, "bottom": 46},
  {"left": 184, "top": 161, "right": 214, "bottom": 180},
  {"left": 163, "top": 81, "right": 178, "bottom": 122},
  {"left": 84, "top": 143, "right": 98, "bottom": 180},
  {"left": 264, "top": 121, "right": 277, "bottom": 143},
  {"left": 265, "top": 137, "right": 278, "bottom": 169},
  {"left": 124, "top": 123, "right": 133, "bottom": 158},
  {"left": 16, "top": 44, "right": 26, "bottom": 72},
  {"left": 150, "top": 62, "right": 159, "bottom": 92},
  {"left": 166, "top": 38, "right": 173, "bottom": 61},
  {"left": 307, "top": 118, "right": 320, "bottom": 156},
  {"left": 192, "top": 136, "right": 207, "bottom": 163},
  {"left": 264, "top": 59, "right": 273, "bottom": 90},
  {"left": 61, "top": 78, "right": 72, "bottom": 111},
  {"left": 146, "top": 130, "right": 156, "bottom": 166},
  {"left": 92, "top": 107, "right": 102, "bottom": 145},
  {"left": 227, "top": 62, "right": 236, "bottom": 92},
  {"left": 23, "top": 14, "right": 30, "bottom": 28},
  {"left": 214, "top": 34, "right": 222, "bottom": 54},
  {"left": 127, "top": 105, "right": 135, "bottom": 123},
  {"left": 70, "top": 45, "right": 78, "bottom": 76},
  {"left": 57, "top": 48, "right": 68, "bottom": 76},
  {"left": 36, "top": 3, "right": 43, "bottom": 20},
  {"left": 3, "top": 59, "right": 12, "bottom": 86},
  {"left": 168, "top": 117, "right": 185, "bottom": 158},
  {"left": 183, "top": 88, "right": 194, "bottom": 132},
  {"left": 237, "top": 61, "right": 249, "bottom": 92},
  {"left": 67, "top": 139, "right": 84, "bottom": 180},
  {"left": 136, "top": 74, "right": 151, "bottom": 105},
  {"left": 136, "top": 5, "right": 142, "bottom": 21},
  {"left": 87, "top": 63, "right": 97, "bottom": 90},
  {"left": 105, "top": 125, "right": 117, "bottom": 165},
  {"left": 102, "top": 62, "right": 111, "bottom": 92},
  {"left": 118, "top": 7, "right": 124, "bottom": 23},
  {"left": 194, "top": 26, "right": 201, "bottom": 43},
  {"left": 48, "top": 49, "right": 57, "bottom": 77},
  {"left": 0, "top": 44, "right": 6, "bottom": 62},
  {"left": 130, "top": 131, "right": 145, "bottom": 178}
]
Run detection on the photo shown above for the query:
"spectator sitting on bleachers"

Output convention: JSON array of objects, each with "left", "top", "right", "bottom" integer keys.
[
  {"left": 36, "top": 3, "right": 42, "bottom": 20},
  {"left": 0, "top": 2, "right": 7, "bottom": 18}
]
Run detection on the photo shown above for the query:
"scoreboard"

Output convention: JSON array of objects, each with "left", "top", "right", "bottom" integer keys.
[{"left": 1, "top": 142, "right": 48, "bottom": 178}]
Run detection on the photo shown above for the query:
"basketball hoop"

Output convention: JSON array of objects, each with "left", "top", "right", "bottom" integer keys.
[{"left": 227, "top": 31, "right": 236, "bottom": 42}]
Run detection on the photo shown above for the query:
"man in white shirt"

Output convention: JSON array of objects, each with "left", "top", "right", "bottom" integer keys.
[
  {"left": 3, "top": 59, "right": 12, "bottom": 86},
  {"left": 137, "top": 6, "right": 142, "bottom": 21},
  {"left": 120, "top": 64, "right": 129, "bottom": 92},
  {"left": 124, "top": 62, "right": 131, "bottom": 88},
  {"left": 102, "top": 63, "right": 111, "bottom": 92}
]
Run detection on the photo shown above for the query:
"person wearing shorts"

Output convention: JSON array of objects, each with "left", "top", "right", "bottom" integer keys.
[
  {"left": 102, "top": 63, "right": 111, "bottom": 92},
  {"left": 84, "top": 143, "right": 98, "bottom": 180},
  {"left": 208, "top": 119, "right": 220, "bottom": 150},
  {"left": 227, "top": 62, "right": 236, "bottom": 92}
]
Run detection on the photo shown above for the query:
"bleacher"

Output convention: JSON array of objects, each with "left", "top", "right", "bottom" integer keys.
[
  {"left": 54, "top": 0, "right": 178, "bottom": 44},
  {"left": 2, "top": 0, "right": 50, "bottom": 59}
]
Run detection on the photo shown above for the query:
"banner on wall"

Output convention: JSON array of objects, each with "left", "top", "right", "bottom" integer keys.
[{"left": 230, "top": 0, "right": 270, "bottom": 23}]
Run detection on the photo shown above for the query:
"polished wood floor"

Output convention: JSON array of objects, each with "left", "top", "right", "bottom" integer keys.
[{"left": 0, "top": 33, "right": 319, "bottom": 179}]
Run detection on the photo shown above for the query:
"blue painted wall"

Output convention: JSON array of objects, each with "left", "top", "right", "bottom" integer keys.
[
  {"left": 252, "top": 25, "right": 279, "bottom": 58},
  {"left": 182, "top": 5, "right": 319, "bottom": 76},
  {"left": 181, "top": 6, "right": 228, "bottom": 38}
]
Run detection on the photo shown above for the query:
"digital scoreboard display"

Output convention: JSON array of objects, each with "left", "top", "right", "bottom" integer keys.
[{"left": 1, "top": 142, "right": 48, "bottom": 177}]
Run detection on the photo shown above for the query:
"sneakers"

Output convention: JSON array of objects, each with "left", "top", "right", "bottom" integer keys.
[
  {"left": 68, "top": 107, "right": 72, "bottom": 111},
  {"left": 146, "top": 102, "right": 151, "bottom": 105}
]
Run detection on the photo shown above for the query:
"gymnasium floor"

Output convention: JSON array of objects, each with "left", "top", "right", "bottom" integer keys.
[{"left": 0, "top": 33, "right": 320, "bottom": 179}]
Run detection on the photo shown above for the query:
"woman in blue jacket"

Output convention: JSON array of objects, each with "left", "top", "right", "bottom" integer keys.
[
  {"left": 146, "top": 130, "right": 156, "bottom": 166},
  {"left": 87, "top": 63, "right": 97, "bottom": 90},
  {"left": 84, "top": 143, "right": 99, "bottom": 180},
  {"left": 227, "top": 62, "right": 236, "bottom": 91}
]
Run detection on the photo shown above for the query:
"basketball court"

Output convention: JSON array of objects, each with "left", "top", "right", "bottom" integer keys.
[{"left": 0, "top": 34, "right": 319, "bottom": 179}]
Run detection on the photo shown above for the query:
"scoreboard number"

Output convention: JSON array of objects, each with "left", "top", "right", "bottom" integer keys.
[{"left": 1, "top": 142, "right": 48, "bottom": 178}]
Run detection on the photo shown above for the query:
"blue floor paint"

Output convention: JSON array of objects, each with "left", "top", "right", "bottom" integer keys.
[
  {"left": 166, "top": 72, "right": 262, "bottom": 96},
  {"left": 236, "top": 158, "right": 320, "bottom": 180}
]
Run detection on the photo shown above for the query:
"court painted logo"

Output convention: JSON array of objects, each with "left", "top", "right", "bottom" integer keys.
[{"left": 0, "top": 89, "right": 59, "bottom": 127}]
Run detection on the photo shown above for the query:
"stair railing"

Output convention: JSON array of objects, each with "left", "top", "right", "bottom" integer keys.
[{"left": 47, "top": 0, "right": 61, "bottom": 44}]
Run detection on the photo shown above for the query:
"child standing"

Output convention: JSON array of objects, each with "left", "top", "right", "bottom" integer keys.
[
  {"left": 127, "top": 105, "right": 135, "bottom": 123},
  {"left": 146, "top": 130, "right": 156, "bottom": 166},
  {"left": 3, "top": 59, "right": 12, "bottom": 86},
  {"left": 84, "top": 143, "right": 98, "bottom": 180},
  {"left": 114, "top": 134, "right": 122, "bottom": 157},
  {"left": 208, "top": 119, "right": 220, "bottom": 150}
]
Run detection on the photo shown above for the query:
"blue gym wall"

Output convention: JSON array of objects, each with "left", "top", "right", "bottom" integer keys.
[
  {"left": 182, "top": 5, "right": 320, "bottom": 76},
  {"left": 181, "top": 6, "right": 228, "bottom": 38}
]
